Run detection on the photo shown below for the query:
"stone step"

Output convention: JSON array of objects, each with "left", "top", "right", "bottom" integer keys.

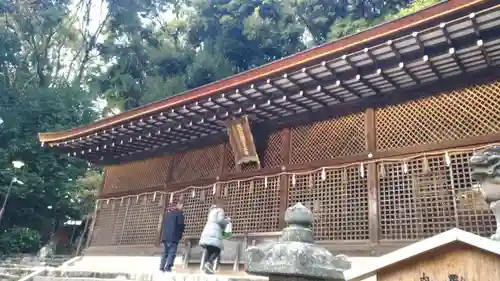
[
  {"left": 35, "top": 277, "right": 125, "bottom": 281},
  {"left": 0, "top": 272, "right": 23, "bottom": 281},
  {"left": 0, "top": 267, "right": 36, "bottom": 275},
  {"left": 0, "top": 264, "right": 33, "bottom": 269},
  {"left": 2, "top": 256, "right": 71, "bottom": 265},
  {"left": 34, "top": 273, "right": 266, "bottom": 281}
]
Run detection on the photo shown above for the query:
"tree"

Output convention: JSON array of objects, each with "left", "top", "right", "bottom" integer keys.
[{"left": 0, "top": 0, "right": 104, "bottom": 253}]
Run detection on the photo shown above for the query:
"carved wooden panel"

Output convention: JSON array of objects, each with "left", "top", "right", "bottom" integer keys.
[
  {"left": 221, "top": 176, "right": 281, "bottom": 234},
  {"left": 290, "top": 112, "right": 365, "bottom": 164},
  {"left": 171, "top": 144, "right": 222, "bottom": 182},
  {"left": 102, "top": 156, "right": 171, "bottom": 194},
  {"left": 378, "top": 152, "right": 496, "bottom": 240},
  {"left": 376, "top": 80, "right": 500, "bottom": 151},
  {"left": 287, "top": 166, "right": 370, "bottom": 241}
]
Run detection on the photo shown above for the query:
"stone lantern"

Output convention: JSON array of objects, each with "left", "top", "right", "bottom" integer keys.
[
  {"left": 469, "top": 145, "right": 500, "bottom": 241},
  {"left": 246, "top": 203, "right": 351, "bottom": 281}
]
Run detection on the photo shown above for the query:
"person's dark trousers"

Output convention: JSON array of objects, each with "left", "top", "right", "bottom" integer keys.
[
  {"left": 160, "top": 242, "right": 178, "bottom": 272},
  {"left": 204, "top": 245, "right": 221, "bottom": 272}
]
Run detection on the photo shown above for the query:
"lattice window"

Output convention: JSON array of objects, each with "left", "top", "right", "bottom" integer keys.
[
  {"left": 111, "top": 201, "right": 127, "bottom": 245},
  {"left": 116, "top": 194, "right": 164, "bottom": 245},
  {"left": 262, "top": 131, "right": 284, "bottom": 168},
  {"left": 290, "top": 113, "right": 365, "bottom": 164},
  {"left": 89, "top": 200, "right": 128, "bottom": 246},
  {"left": 376, "top": 80, "right": 500, "bottom": 151},
  {"left": 171, "top": 144, "right": 222, "bottom": 182},
  {"left": 378, "top": 156, "right": 455, "bottom": 240},
  {"left": 89, "top": 202, "right": 116, "bottom": 246},
  {"left": 102, "top": 155, "right": 171, "bottom": 194},
  {"left": 287, "top": 166, "right": 369, "bottom": 241},
  {"left": 378, "top": 153, "right": 496, "bottom": 240},
  {"left": 171, "top": 186, "right": 216, "bottom": 238},
  {"left": 221, "top": 177, "right": 281, "bottom": 234}
]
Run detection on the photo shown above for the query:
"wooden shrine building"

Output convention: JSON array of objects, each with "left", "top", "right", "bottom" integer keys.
[{"left": 39, "top": 0, "right": 500, "bottom": 261}]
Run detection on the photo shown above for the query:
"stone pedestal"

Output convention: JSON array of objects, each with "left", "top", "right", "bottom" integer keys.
[
  {"left": 490, "top": 201, "right": 500, "bottom": 241},
  {"left": 469, "top": 145, "right": 500, "bottom": 241},
  {"left": 245, "top": 203, "right": 351, "bottom": 281}
]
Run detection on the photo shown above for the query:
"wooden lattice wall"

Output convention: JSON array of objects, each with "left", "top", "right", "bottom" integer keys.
[
  {"left": 291, "top": 112, "right": 366, "bottom": 164},
  {"left": 287, "top": 166, "right": 370, "bottom": 241},
  {"left": 90, "top": 193, "right": 165, "bottom": 246},
  {"left": 221, "top": 176, "right": 281, "bottom": 234},
  {"left": 102, "top": 155, "right": 172, "bottom": 194},
  {"left": 170, "top": 144, "right": 223, "bottom": 183},
  {"left": 376, "top": 81, "right": 500, "bottom": 151},
  {"left": 378, "top": 152, "right": 496, "bottom": 240},
  {"left": 91, "top": 79, "right": 500, "bottom": 248},
  {"left": 170, "top": 186, "right": 216, "bottom": 238}
]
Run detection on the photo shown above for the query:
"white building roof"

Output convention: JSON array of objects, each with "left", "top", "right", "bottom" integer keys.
[{"left": 348, "top": 228, "right": 500, "bottom": 281}]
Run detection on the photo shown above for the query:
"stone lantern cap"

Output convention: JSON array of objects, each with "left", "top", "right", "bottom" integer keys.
[{"left": 246, "top": 203, "right": 351, "bottom": 281}]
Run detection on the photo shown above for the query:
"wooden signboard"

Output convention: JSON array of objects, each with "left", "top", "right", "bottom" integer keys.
[{"left": 225, "top": 115, "right": 260, "bottom": 168}]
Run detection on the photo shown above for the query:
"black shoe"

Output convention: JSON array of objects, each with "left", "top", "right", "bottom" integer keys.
[{"left": 203, "top": 263, "right": 215, "bottom": 274}]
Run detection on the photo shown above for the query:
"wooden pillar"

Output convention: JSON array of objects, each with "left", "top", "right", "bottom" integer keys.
[
  {"left": 278, "top": 128, "right": 292, "bottom": 229},
  {"left": 84, "top": 203, "right": 99, "bottom": 250},
  {"left": 183, "top": 239, "right": 192, "bottom": 269},
  {"left": 365, "top": 108, "right": 376, "bottom": 153},
  {"left": 215, "top": 182, "right": 223, "bottom": 199},
  {"left": 365, "top": 108, "right": 379, "bottom": 248},
  {"left": 165, "top": 155, "right": 176, "bottom": 186},
  {"left": 218, "top": 142, "right": 228, "bottom": 177},
  {"left": 367, "top": 163, "right": 379, "bottom": 245},
  {"left": 99, "top": 168, "right": 107, "bottom": 196},
  {"left": 156, "top": 189, "right": 168, "bottom": 245}
]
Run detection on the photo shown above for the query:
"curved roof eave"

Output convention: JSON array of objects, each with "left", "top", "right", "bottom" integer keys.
[{"left": 38, "top": 0, "right": 489, "bottom": 143}]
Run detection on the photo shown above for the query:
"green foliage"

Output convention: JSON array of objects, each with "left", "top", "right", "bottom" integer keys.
[
  {"left": 0, "top": 0, "right": 104, "bottom": 254},
  {"left": 387, "top": 0, "right": 442, "bottom": 20},
  {"left": 0, "top": 227, "right": 41, "bottom": 255}
]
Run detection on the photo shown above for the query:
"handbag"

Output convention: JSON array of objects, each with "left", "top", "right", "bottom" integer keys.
[{"left": 222, "top": 222, "right": 232, "bottom": 238}]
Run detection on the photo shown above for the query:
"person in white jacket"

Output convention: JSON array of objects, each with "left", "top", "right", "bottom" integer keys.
[{"left": 199, "top": 199, "right": 230, "bottom": 274}]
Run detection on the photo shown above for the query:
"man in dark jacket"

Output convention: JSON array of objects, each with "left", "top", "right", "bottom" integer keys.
[{"left": 160, "top": 202, "right": 185, "bottom": 272}]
